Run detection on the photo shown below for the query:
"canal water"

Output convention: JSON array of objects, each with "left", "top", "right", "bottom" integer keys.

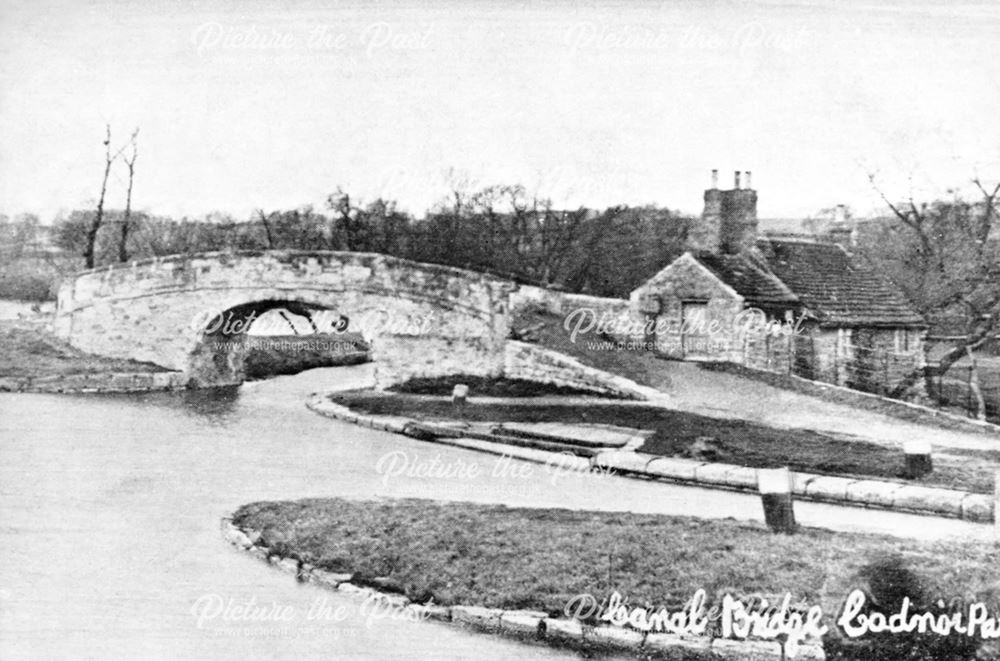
[{"left": 0, "top": 365, "right": 992, "bottom": 659}]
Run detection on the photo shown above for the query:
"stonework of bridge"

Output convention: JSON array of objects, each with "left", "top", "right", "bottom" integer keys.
[{"left": 54, "top": 251, "right": 518, "bottom": 388}]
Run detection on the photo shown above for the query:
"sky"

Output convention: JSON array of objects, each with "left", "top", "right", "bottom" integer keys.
[{"left": 1, "top": 0, "right": 999, "bottom": 224}]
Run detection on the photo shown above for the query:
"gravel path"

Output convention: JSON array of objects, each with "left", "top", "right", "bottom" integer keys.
[{"left": 654, "top": 361, "right": 1000, "bottom": 453}]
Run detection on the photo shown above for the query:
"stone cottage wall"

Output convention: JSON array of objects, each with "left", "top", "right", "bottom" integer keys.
[{"left": 631, "top": 254, "right": 744, "bottom": 362}]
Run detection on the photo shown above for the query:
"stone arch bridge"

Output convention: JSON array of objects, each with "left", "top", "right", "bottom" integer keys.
[{"left": 54, "top": 251, "right": 520, "bottom": 388}]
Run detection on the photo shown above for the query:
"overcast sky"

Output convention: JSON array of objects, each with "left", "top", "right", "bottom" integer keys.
[{"left": 1, "top": 0, "right": 998, "bottom": 223}]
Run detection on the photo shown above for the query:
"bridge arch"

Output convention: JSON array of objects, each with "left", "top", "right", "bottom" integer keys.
[
  {"left": 188, "top": 297, "right": 355, "bottom": 387},
  {"left": 54, "top": 250, "right": 517, "bottom": 388}
]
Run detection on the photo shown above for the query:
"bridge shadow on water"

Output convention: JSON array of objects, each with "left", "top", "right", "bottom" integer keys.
[{"left": 92, "top": 385, "right": 245, "bottom": 426}]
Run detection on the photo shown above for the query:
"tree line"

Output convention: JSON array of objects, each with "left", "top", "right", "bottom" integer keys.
[{"left": 47, "top": 185, "right": 691, "bottom": 298}]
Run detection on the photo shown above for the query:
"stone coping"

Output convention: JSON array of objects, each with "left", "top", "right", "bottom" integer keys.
[
  {"left": 221, "top": 517, "right": 826, "bottom": 660},
  {"left": 0, "top": 370, "right": 187, "bottom": 394},
  {"left": 306, "top": 394, "right": 995, "bottom": 524},
  {"left": 65, "top": 249, "right": 529, "bottom": 289}
]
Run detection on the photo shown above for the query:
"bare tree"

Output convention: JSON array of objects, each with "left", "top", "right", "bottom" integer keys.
[
  {"left": 84, "top": 125, "right": 114, "bottom": 268},
  {"left": 256, "top": 209, "right": 275, "bottom": 248},
  {"left": 865, "top": 174, "right": 1000, "bottom": 400},
  {"left": 481, "top": 185, "right": 587, "bottom": 285},
  {"left": 83, "top": 125, "right": 134, "bottom": 268},
  {"left": 117, "top": 128, "right": 139, "bottom": 263}
]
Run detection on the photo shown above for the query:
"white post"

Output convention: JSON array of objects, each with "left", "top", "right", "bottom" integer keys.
[
  {"left": 903, "top": 439, "right": 933, "bottom": 479},
  {"left": 451, "top": 383, "right": 469, "bottom": 413},
  {"left": 758, "top": 467, "right": 796, "bottom": 534}
]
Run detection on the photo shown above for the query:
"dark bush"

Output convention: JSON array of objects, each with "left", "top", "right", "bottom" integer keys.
[{"left": 828, "top": 553, "right": 981, "bottom": 661}]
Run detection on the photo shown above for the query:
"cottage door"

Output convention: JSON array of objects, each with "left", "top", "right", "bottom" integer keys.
[{"left": 681, "top": 302, "right": 710, "bottom": 359}]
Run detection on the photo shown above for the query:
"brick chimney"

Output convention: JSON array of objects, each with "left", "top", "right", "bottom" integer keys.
[
  {"left": 688, "top": 170, "right": 757, "bottom": 255},
  {"left": 690, "top": 169, "right": 758, "bottom": 255},
  {"left": 720, "top": 170, "right": 758, "bottom": 254},
  {"left": 688, "top": 169, "right": 723, "bottom": 253},
  {"left": 827, "top": 204, "right": 855, "bottom": 251}
]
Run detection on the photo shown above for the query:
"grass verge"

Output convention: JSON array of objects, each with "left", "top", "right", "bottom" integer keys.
[
  {"left": 388, "top": 374, "right": 623, "bottom": 398},
  {"left": 233, "top": 497, "right": 999, "bottom": 660},
  {"left": 332, "top": 389, "right": 1000, "bottom": 494}
]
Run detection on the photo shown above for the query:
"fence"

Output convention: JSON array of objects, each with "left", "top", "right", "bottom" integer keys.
[
  {"left": 740, "top": 330, "right": 1000, "bottom": 423},
  {"left": 927, "top": 363, "right": 1000, "bottom": 423}
]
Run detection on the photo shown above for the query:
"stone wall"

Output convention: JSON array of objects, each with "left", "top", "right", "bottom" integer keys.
[
  {"left": 0, "top": 371, "right": 187, "bottom": 393},
  {"left": 509, "top": 285, "right": 638, "bottom": 348},
  {"left": 55, "top": 251, "right": 516, "bottom": 389}
]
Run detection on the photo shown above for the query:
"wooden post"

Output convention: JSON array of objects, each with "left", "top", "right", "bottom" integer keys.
[
  {"left": 758, "top": 467, "right": 796, "bottom": 534},
  {"left": 787, "top": 334, "right": 793, "bottom": 375},
  {"left": 834, "top": 331, "right": 842, "bottom": 385},
  {"left": 967, "top": 366, "right": 973, "bottom": 416},
  {"left": 903, "top": 439, "right": 933, "bottom": 478},
  {"left": 452, "top": 383, "right": 468, "bottom": 414},
  {"left": 995, "top": 470, "right": 999, "bottom": 539}
]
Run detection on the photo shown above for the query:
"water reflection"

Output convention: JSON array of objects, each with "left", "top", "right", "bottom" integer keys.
[
  {"left": 0, "top": 366, "right": 593, "bottom": 661},
  {"left": 179, "top": 386, "right": 243, "bottom": 419}
]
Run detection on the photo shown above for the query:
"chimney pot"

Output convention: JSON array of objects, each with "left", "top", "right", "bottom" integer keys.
[
  {"left": 734, "top": 170, "right": 741, "bottom": 189},
  {"left": 711, "top": 169, "right": 718, "bottom": 188},
  {"left": 744, "top": 171, "right": 752, "bottom": 189}
]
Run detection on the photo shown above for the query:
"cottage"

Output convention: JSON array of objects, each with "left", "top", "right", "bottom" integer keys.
[{"left": 631, "top": 170, "right": 927, "bottom": 393}]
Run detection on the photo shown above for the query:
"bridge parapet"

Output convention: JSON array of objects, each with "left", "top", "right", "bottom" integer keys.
[{"left": 55, "top": 250, "right": 520, "bottom": 388}]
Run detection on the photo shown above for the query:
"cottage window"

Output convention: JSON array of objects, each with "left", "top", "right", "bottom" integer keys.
[{"left": 894, "top": 329, "right": 910, "bottom": 353}]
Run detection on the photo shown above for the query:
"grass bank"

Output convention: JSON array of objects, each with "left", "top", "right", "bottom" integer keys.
[
  {"left": 233, "top": 497, "right": 999, "bottom": 660},
  {"left": 0, "top": 320, "right": 168, "bottom": 379},
  {"left": 514, "top": 307, "right": 672, "bottom": 390},
  {"left": 388, "top": 374, "right": 623, "bottom": 398},
  {"left": 332, "top": 390, "right": 1000, "bottom": 494}
]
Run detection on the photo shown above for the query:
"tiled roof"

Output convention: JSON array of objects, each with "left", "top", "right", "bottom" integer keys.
[
  {"left": 756, "top": 238, "right": 926, "bottom": 328},
  {"left": 692, "top": 252, "right": 798, "bottom": 308}
]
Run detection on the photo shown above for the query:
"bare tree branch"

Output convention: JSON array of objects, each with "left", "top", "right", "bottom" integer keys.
[{"left": 118, "top": 128, "right": 139, "bottom": 263}]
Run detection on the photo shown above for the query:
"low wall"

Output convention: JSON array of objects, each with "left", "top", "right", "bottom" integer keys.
[
  {"left": 503, "top": 340, "right": 658, "bottom": 400},
  {"left": 510, "top": 286, "right": 638, "bottom": 345},
  {"left": 0, "top": 370, "right": 187, "bottom": 393}
]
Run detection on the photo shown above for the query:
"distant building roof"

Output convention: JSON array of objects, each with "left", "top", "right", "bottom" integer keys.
[{"left": 683, "top": 236, "right": 925, "bottom": 328}]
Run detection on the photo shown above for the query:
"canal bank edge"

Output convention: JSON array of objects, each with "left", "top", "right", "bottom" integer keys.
[
  {"left": 220, "top": 517, "right": 826, "bottom": 661},
  {"left": 0, "top": 370, "right": 188, "bottom": 394},
  {"left": 306, "top": 394, "right": 996, "bottom": 524}
]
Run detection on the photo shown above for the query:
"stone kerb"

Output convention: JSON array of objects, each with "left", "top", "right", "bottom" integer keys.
[
  {"left": 222, "top": 517, "right": 822, "bottom": 660},
  {"left": 308, "top": 390, "right": 993, "bottom": 523}
]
